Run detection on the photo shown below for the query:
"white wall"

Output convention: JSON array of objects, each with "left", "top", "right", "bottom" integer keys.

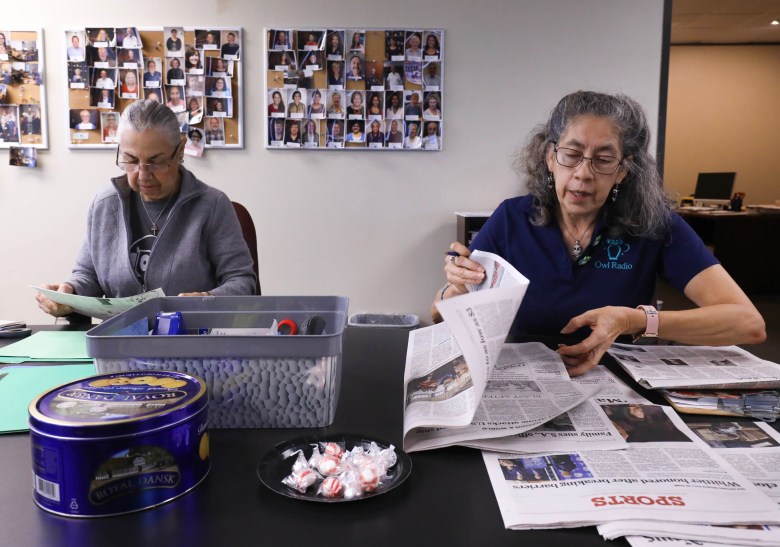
[
  {"left": 0, "top": 0, "right": 665, "bottom": 325},
  {"left": 665, "top": 45, "right": 780, "bottom": 204}
]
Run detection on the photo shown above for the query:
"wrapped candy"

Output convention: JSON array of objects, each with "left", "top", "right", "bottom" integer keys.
[{"left": 318, "top": 476, "right": 343, "bottom": 498}]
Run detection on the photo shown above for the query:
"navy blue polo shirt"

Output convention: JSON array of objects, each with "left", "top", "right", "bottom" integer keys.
[{"left": 470, "top": 196, "right": 718, "bottom": 336}]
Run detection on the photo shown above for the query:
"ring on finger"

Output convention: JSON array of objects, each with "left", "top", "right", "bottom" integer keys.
[{"left": 449, "top": 255, "right": 456, "bottom": 264}]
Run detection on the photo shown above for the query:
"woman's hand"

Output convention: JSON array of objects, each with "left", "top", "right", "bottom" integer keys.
[
  {"left": 36, "top": 283, "right": 75, "bottom": 318},
  {"left": 557, "top": 306, "right": 635, "bottom": 376},
  {"left": 444, "top": 242, "right": 485, "bottom": 295}
]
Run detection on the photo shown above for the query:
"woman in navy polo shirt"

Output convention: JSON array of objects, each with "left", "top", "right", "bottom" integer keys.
[{"left": 433, "top": 91, "right": 765, "bottom": 376}]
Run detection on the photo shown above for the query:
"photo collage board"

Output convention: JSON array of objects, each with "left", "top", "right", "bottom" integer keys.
[
  {"left": 0, "top": 29, "right": 48, "bottom": 149},
  {"left": 265, "top": 28, "right": 443, "bottom": 150},
  {"left": 65, "top": 27, "right": 243, "bottom": 153}
]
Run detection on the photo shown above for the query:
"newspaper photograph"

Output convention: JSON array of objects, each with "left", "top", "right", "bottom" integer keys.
[
  {"left": 608, "top": 343, "right": 780, "bottom": 390},
  {"left": 403, "top": 339, "right": 602, "bottom": 452},
  {"left": 481, "top": 403, "right": 780, "bottom": 530},
  {"left": 31, "top": 286, "right": 165, "bottom": 320}
]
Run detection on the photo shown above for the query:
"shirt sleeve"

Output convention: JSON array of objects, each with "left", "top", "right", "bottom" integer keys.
[{"left": 659, "top": 213, "right": 719, "bottom": 292}]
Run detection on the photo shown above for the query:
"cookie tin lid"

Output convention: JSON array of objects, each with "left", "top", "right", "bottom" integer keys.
[{"left": 29, "top": 371, "right": 208, "bottom": 438}]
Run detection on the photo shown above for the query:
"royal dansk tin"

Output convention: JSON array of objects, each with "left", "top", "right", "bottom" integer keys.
[{"left": 29, "top": 371, "right": 209, "bottom": 517}]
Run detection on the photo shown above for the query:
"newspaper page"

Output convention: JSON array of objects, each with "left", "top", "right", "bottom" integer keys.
[
  {"left": 460, "top": 356, "right": 625, "bottom": 453},
  {"left": 403, "top": 340, "right": 602, "bottom": 452},
  {"left": 466, "top": 250, "right": 527, "bottom": 292},
  {"left": 481, "top": 403, "right": 780, "bottom": 530},
  {"left": 608, "top": 343, "right": 780, "bottom": 390},
  {"left": 31, "top": 286, "right": 165, "bottom": 320},
  {"left": 602, "top": 420, "right": 780, "bottom": 546}
]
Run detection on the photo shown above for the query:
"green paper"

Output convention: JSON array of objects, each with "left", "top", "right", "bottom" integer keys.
[
  {"left": 0, "top": 364, "right": 97, "bottom": 433},
  {"left": 0, "top": 331, "right": 91, "bottom": 361}
]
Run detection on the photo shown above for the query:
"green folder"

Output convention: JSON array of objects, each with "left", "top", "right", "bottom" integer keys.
[{"left": 0, "top": 331, "right": 92, "bottom": 363}]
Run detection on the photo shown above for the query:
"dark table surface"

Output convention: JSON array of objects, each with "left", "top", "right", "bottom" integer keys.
[{"left": 2, "top": 326, "right": 765, "bottom": 547}]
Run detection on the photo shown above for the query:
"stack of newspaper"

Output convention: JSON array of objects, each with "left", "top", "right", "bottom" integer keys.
[{"left": 403, "top": 251, "right": 780, "bottom": 544}]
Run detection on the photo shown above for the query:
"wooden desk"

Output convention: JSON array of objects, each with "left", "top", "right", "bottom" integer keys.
[{"left": 678, "top": 210, "right": 780, "bottom": 294}]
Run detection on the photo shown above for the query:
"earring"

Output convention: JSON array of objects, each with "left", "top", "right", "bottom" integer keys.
[
  {"left": 547, "top": 172, "right": 554, "bottom": 190},
  {"left": 611, "top": 184, "right": 620, "bottom": 202}
]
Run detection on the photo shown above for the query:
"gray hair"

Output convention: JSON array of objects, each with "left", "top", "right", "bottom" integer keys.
[
  {"left": 517, "top": 91, "right": 671, "bottom": 238},
  {"left": 119, "top": 100, "right": 182, "bottom": 150}
]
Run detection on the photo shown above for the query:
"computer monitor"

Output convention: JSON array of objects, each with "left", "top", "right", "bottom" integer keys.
[{"left": 693, "top": 172, "right": 736, "bottom": 207}]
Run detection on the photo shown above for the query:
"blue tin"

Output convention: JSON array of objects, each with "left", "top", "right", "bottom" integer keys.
[{"left": 28, "top": 371, "right": 209, "bottom": 518}]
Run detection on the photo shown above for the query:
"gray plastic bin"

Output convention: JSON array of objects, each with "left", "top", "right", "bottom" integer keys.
[
  {"left": 348, "top": 313, "right": 419, "bottom": 329},
  {"left": 86, "top": 296, "right": 348, "bottom": 429}
]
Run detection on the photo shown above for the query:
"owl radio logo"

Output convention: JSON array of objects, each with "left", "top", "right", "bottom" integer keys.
[{"left": 595, "top": 238, "right": 633, "bottom": 270}]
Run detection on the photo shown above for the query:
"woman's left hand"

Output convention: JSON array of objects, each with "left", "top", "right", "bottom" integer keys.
[{"left": 556, "top": 306, "right": 633, "bottom": 376}]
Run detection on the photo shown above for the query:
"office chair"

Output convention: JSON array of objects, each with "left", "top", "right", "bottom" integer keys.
[{"left": 231, "top": 201, "right": 261, "bottom": 295}]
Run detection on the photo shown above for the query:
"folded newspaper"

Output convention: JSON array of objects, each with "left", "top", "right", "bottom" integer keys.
[
  {"left": 607, "top": 343, "right": 780, "bottom": 390},
  {"left": 31, "top": 286, "right": 165, "bottom": 320},
  {"left": 402, "top": 251, "right": 608, "bottom": 453}
]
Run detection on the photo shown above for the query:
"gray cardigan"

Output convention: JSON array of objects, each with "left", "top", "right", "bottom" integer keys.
[{"left": 68, "top": 166, "right": 257, "bottom": 297}]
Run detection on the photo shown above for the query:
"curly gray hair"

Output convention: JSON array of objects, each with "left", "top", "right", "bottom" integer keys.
[{"left": 517, "top": 91, "right": 671, "bottom": 238}]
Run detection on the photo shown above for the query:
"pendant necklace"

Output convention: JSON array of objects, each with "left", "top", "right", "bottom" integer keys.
[
  {"left": 139, "top": 193, "right": 175, "bottom": 237},
  {"left": 562, "top": 219, "right": 597, "bottom": 260}
]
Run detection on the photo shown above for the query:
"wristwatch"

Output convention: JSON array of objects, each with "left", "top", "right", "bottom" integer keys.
[{"left": 634, "top": 305, "right": 659, "bottom": 342}]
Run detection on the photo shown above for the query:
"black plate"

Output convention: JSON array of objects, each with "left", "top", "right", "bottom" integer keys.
[{"left": 257, "top": 434, "right": 412, "bottom": 503}]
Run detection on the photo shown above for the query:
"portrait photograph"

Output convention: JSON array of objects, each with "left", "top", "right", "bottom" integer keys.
[
  {"left": 267, "top": 89, "right": 286, "bottom": 118},
  {"left": 69, "top": 108, "right": 98, "bottom": 131},
  {"left": 206, "top": 56, "right": 232, "bottom": 77},
  {"left": 284, "top": 119, "right": 302, "bottom": 147},
  {"left": 164, "top": 27, "right": 184, "bottom": 57},
  {"left": 165, "top": 84, "right": 186, "bottom": 112},
  {"left": 423, "top": 31, "right": 442, "bottom": 60},
  {"left": 404, "top": 90, "right": 423, "bottom": 120},
  {"left": 405, "top": 31, "right": 423, "bottom": 60},
  {"left": 346, "top": 53, "right": 364, "bottom": 81},
  {"left": 422, "top": 121, "right": 441, "bottom": 150},
  {"left": 324, "top": 30, "right": 344, "bottom": 60},
  {"left": 204, "top": 116, "right": 225, "bottom": 145},
  {"left": 344, "top": 119, "right": 365, "bottom": 145},
  {"left": 187, "top": 95, "right": 204, "bottom": 125},
  {"left": 196, "top": 29, "right": 221, "bottom": 50},
  {"left": 326, "top": 89, "right": 345, "bottom": 118},
  {"left": 326, "top": 119, "right": 344, "bottom": 147},
  {"left": 68, "top": 62, "right": 88, "bottom": 88},
  {"left": 100, "top": 111, "right": 119, "bottom": 143},
  {"left": 347, "top": 30, "right": 365, "bottom": 53},
  {"left": 298, "top": 30, "right": 322, "bottom": 51},
  {"left": 88, "top": 45, "right": 116, "bottom": 68},
  {"left": 19, "top": 104, "right": 42, "bottom": 137},
  {"left": 118, "top": 48, "right": 142, "bottom": 68},
  {"left": 268, "top": 117, "right": 285, "bottom": 145},
  {"left": 206, "top": 96, "right": 232, "bottom": 118},
  {"left": 384, "top": 91, "right": 403, "bottom": 119},
  {"left": 404, "top": 121, "right": 422, "bottom": 149},
  {"left": 346, "top": 90, "right": 364, "bottom": 119},
  {"left": 186, "top": 74, "right": 205, "bottom": 96},
  {"left": 0, "top": 31, "right": 8, "bottom": 61},
  {"left": 117, "top": 27, "right": 142, "bottom": 49},
  {"left": 220, "top": 30, "right": 241, "bottom": 60},
  {"left": 307, "top": 89, "right": 326, "bottom": 118},
  {"left": 143, "top": 57, "right": 163, "bottom": 88},
  {"left": 365, "top": 60, "right": 384, "bottom": 89},
  {"left": 423, "top": 91, "right": 442, "bottom": 120},
  {"left": 384, "top": 62, "right": 404, "bottom": 90},
  {"left": 302, "top": 118, "right": 322, "bottom": 147},
  {"left": 366, "top": 119, "right": 385, "bottom": 148},
  {"left": 176, "top": 110, "right": 189, "bottom": 133},
  {"left": 143, "top": 86, "right": 164, "bottom": 103},
  {"left": 385, "top": 118, "right": 404, "bottom": 148},
  {"left": 300, "top": 50, "right": 321, "bottom": 72},
  {"left": 66, "top": 31, "right": 86, "bottom": 62},
  {"left": 269, "top": 29, "right": 292, "bottom": 51},
  {"left": 0, "top": 104, "right": 20, "bottom": 143},
  {"left": 423, "top": 61, "right": 441, "bottom": 89},
  {"left": 118, "top": 68, "right": 140, "bottom": 99},
  {"left": 166, "top": 56, "right": 185, "bottom": 84},
  {"left": 268, "top": 51, "right": 296, "bottom": 72},
  {"left": 203, "top": 76, "right": 229, "bottom": 98},
  {"left": 91, "top": 67, "right": 117, "bottom": 88},
  {"left": 90, "top": 87, "right": 115, "bottom": 109},
  {"left": 404, "top": 60, "right": 423, "bottom": 86},
  {"left": 385, "top": 30, "right": 405, "bottom": 60},
  {"left": 185, "top": 127, "right": 205, "bottom": 157},
  {"left": 326, "top": 60, "right": 344, "bottom": 88},
  {"left": 286, "top": 88, "right": 307, "bottom": 118},
  {"left": 86, "top": 28, "right": 115, "bottom": 47},
  {"left": 184, "top": 48, "right": 204, "bottom": 74}
]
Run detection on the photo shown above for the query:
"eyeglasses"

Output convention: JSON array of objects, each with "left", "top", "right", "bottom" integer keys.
[
  {"left": 116, "top": 141, "right": 181, "bottom": 174},
  {"left": 553, "top": 143, "right": 623, "bottom": 175}
]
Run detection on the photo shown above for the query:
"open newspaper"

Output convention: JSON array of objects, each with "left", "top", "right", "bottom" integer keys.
[
  {"left": 607, "top": 343, "right": 780, "bottom": 390},
  {"left": 30, "top": 286, "right": 165, "bottom": 320},
  {"left": 402, "top": 251, "right": 605, "bottom": 452},
  {"left": 599, "top": 418, "right": 780, "bottom": 546},
  {"left": 482, "top": 401, "right": 780, "bottom": 530}
]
